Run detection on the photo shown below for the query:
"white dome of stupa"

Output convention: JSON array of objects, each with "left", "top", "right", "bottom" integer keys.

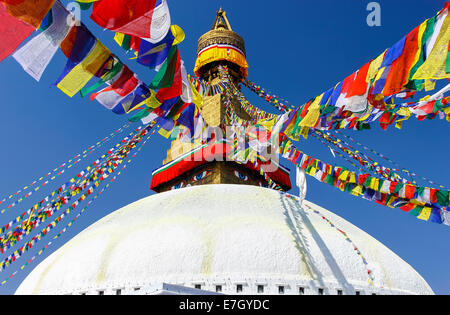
[{"left": 15, "top": 184, "right": 433, "bottom": 295}]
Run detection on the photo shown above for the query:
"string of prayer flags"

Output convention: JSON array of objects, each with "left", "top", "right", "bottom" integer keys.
[
  {"left": 242, "top": 79, "right": 294, "bottom": 112},
  {"left": 0, "top": 124, "right": 130, "bottom": 211},
  {"left": 0, "top": 0, "right": 194, "bottom": 125},
  {"left": 0, "top": 126, "right": 151, "bottom": 252},
  {"left": 300, "top": 199, "right": 375, "bottom": 286},
  {"left": 0, "top": 126, "right": 142, "bottom": 217},
  {"left": 274, "top": 132, "right": 450, "bottom": 226},
  {"left": 219, "top": 66, "right": 277, "bottom": 122},
  {"left": 312, "top": 130, "right": 411, "bottom": 184},
  {"left": 240, "top": 3, "right": 450, "bottom": 138},
  {"left": 333, "top": 129, "right": 449, "bottom": 190},
  {"left": 0, "top": 127, "right": 155, "bottom": 278}
]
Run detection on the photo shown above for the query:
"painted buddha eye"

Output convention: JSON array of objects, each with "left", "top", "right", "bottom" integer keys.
[
  {"left": 192, "top": 171, "right": 210, "bottom": 182},
  {"left": 234, "top": 170, "right": 249, "bottom": 181},
  {"left": 172, "top": 182, "right": 185, "bottom": 190}
]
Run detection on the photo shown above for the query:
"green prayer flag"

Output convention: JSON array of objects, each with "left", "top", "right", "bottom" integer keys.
[
  {"left": 407, "top": 16, "right": 437, "bottom": 88},
  {"left": 150, "top": 45, "right": 178, "bottom": 90},
  {"left": 76, "top": 1, "right": 93, "bottom": 10},
  {"left": 80, "top": 58, "right": 124, "bottom": 97},
  {"left": 129, "top": 108, "right": 153, "bottom": 122},
  {"left": 446, "top": 50, "right": 450, "bottom": 74},
  {"left": 409, "top": 206, "right": 422, "bottom": 217},
  {"left": 393, "top": 183, "right": 404, "bottom": 195},
  {"left": 166, "top": 98, "right": 185, "bottom": 119},
  {"left": 436, "top": 190, "right": 450, "bottom": 207},
  {"left": 120, "top": 35, "right": 132, "bottom": 51}
]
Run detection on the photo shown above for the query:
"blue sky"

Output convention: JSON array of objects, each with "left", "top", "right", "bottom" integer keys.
[{"left": 0, "top": 0, "right": 449, "bottom": 294}]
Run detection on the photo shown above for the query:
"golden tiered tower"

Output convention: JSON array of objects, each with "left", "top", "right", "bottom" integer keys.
[{"left": 150, "top": 9, "right": 291, "bottom": 193}]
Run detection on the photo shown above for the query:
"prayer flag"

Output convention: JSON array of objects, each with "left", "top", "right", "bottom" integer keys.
[
  {"left": 1, "top": 0, "right": 55, "bottom": 28},
  {"left": 137, "top": 27, "right": 174, "bottom": 69},
  {"left": 91, "top": 0, "right": 170, "bottom": 42},
  {"left": 12, "top": 1, "right": 72, "bottom": 81},
  {"left": 57, "top": 40, "right": 111, "bottom": 97},
  {"left": 0, "top": 2, "right": 35, "bottom": 62}
]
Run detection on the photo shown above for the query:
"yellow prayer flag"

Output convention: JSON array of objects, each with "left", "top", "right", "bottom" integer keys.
[
  {"left": 138, "top": 90, "right": 161, "bottom": 109},
  {"left": 369, "top": 177, "right": 379, "bottom": 190},
  {"left": 57, "top": 40, "right": 111, "bottom": 97},
  {"left": 417, "top": 207, "right": 432, "bottom": 221},
  {"left": 348, "top": 172, "right": 357, "bottom": 184},
  {"left": 190, "top": 79, "right": 204, "bottom": 108},
  {"left": 299, "top": 94, "right": 323, "bottom": 128},
  {"left": 338, "top": 170, "right": 350, "bottom": 181},
  {"left": 171, "top": 25, "right": 186, "bottom": 46},
  {"left": 351, "top": 185, "right": 363, "bottom": 196},
  {"left": 424, "top": 79, "right": 436, "bottom": 91},
  {"left": 412, "top": 13, "right": 450, "bottom": 80},
  {"left": 158, "top": 127, "right": 173, "bottom": 139},
  {"left": 300, "top": 126, "right": 310, "bottom": 140},
  {"left": 367, "top": 50, "right": 387, "bottom": 83}
]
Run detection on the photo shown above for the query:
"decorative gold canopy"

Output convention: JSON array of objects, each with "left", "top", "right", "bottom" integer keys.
[
  {"left": 197, "top": 8, "right": 246, "bottom": 55},
  {"left": 194, "top": 8, "right": 248, "bottom": 78}
]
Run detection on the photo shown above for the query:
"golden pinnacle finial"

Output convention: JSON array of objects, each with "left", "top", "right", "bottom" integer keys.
[
  {"left": 211, "top": 7, "right": 232, "bottom": 31},
  {"left": 195, "top": 8, "right": 248, "bottom": 78}
]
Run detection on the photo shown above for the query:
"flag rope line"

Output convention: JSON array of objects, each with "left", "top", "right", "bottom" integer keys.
[
  {"left": 0, "top": 127, "right": 155, "bottom": 285},
  {"left": 312, "top": 130, "right": 412, "bottom": 184},
  {"left": 0, "top": 123, "right": 132, "bottom": 214},
  {"left": 0, "top": 127, "right": 145, "bottom": 248},
  {"left": 333, "top": 129, "right": 449, "bottom": 190},
  {"left": 240, "top": 76, "right": 449, "bottom": 195}
]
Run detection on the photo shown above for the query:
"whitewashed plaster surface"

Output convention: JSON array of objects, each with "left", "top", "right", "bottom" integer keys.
[{"left": 15, "top": 185, "right": 433, "bottom": 295}]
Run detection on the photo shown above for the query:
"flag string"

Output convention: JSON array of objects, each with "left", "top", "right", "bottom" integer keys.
[
  {"left": 0, "top": 126, "right": 150, "bottom": 252},
  {"left": 0, "top": 125, "right": 156, "bottom": 280},
  {"left": 0, "top": 123, "right": 132, "bottom": 214}
]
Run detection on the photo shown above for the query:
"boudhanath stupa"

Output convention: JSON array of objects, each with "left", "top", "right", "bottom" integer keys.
[{"left": 15, "top": 9, "right": 434, "bottom": 296}]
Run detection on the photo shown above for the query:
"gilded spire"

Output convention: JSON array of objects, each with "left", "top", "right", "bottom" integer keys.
[
  {"left": 196, "top": 8, "right": 245, "bottom": 56},
  {"left": 195, "top": 8, "right": 248, "bottom": 78},
  {"left": 211, "top": 8, "right": 233, "bottom": 31}
]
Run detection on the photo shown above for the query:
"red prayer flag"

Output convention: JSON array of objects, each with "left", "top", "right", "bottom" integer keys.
[
  {"left": 404, "top": 185, "right": 415, "bottom": 200},
  {"left": 400, "top": 203, "right": 415, "bottom": 212},
  {"left": 1, "top": 0, "right": 55, "bottom": 28},
  {"left": 0, "top": 2, "right": 34, "bottom": 62},
  {"left": 340, "top": 72, "right": 357, "bottom": 96},
  {"left": 91, "top": 0, "right": 157, "bottom": 38},
  {"left": 90, "top": 66, "right": 139, "bottom": 101},
  {"left": 383, "top": 26, "right": 420, "bottom": 96},
  {"left": 430, "top": 189, "right": 438, "bottom": 204},
  {"left": 300, "top": 100, "right": 311, "bottom": 118},
  {"left": 346, "top": 61, "right": 371, "bottom": 97},
  {"left": 156, "top": 49, "right": 182, "bottom": 101}
]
